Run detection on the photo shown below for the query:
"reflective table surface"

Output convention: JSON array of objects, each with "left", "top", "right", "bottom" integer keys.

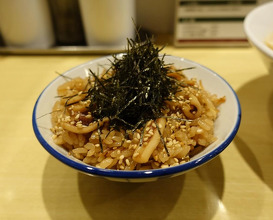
[{"left": 0, "top": 46, "right": 272, "bottom": 219}]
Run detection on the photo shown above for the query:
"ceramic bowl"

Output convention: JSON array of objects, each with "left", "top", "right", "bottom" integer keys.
[
  {"left": 244, "top": 1, "right": 273, "bottom": 73},
  {"left": 32, "top": 55, "right": 241, "bottom": 182}
]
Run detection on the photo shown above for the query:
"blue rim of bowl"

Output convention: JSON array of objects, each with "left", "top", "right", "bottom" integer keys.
[{"left": 32, "top": 56, "right": 241, "bottom": 179}]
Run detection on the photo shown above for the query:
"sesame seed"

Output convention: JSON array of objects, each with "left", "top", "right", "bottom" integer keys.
[
  {"left": 126, "top": 140, "right": 132, "bottom": 144},
  {"left": 175, "top": 143, "right": 180, "bottom": 148},
  {"left": 170, "top": 163, "right": 179, "bottom": 167},
  {"left": 65, "top": 116, "right": 71, "bottom": 122},
  {"left": 146, "top": 120, "right": 152, "bottom": 126},
  {"left": 76, "top": 123, "right": 82, "bottom": 128},
  {"left": 145, "top": 133, "right": 152, "bottom": 138},
  {"left": 125, "top": 159, "right": 130, "bottom": 166}
]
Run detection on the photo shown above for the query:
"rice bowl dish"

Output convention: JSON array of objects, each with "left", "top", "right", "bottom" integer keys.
[{"left": 33, "top": 54, "right": 240, "bottom": 182}]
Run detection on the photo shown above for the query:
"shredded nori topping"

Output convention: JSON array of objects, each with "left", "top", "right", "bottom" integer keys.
[{"left": 86, "top": 37, "right": 179, "bottom": 131}]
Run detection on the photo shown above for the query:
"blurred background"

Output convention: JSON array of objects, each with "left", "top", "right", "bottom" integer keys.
[{"left": 0, "top": 0, "right": 271, "bottom": 53}]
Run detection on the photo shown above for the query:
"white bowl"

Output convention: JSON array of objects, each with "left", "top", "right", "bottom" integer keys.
[
  {"left": 244, "top": 1, "right": 273, "bottom": 73},
  {"left": 32, "top": 55, "right": 241, "bottom": 182}
]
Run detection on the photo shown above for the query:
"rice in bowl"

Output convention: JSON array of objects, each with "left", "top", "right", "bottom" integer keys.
[{"left": 50, "top": 67, "right": 225, "bottom": 170}]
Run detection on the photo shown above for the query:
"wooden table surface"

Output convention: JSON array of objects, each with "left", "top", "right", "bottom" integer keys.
[{"left": 0, "top": 46, "right": 272, "bottom": 220}]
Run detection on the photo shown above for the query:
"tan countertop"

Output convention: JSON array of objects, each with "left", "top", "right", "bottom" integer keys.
[{"left": 0, "top": 46, "right": 272, "bottom": 220}]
